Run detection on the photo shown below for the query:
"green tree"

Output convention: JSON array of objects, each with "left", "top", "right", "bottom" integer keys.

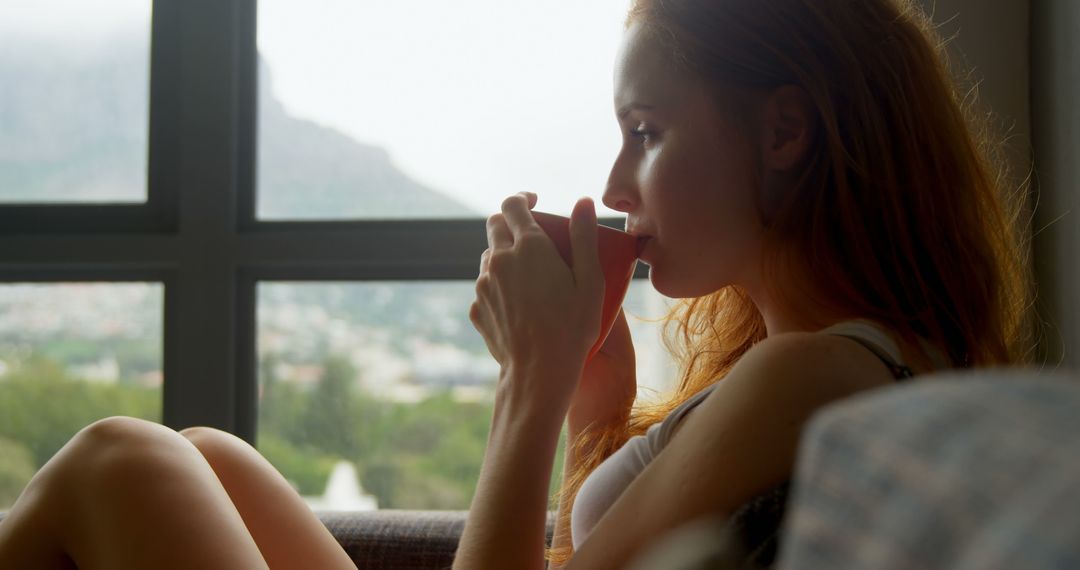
[
  {"left": 0, "top": 436, "right": 36, "bottom": 508},
  {"left": 256, "top": 433, "right": 338, "bottom": 496},
  {"left": 301, "top": 356, "right": 362, "bottom": 458},
  {"left": 257, "top": 352, "right": 308, "bottom": 445},
  {"left": 0, "top": 356, "right": 159, "bottom": 469},
  {"left": 352, "top": 392, "right": 495, "bottom": 509}
]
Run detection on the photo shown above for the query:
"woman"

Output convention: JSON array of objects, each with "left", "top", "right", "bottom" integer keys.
[
  {"left": 458, "top": 0, "right": 1031, "bottom": 568},
  {"left": 0, "top": 0, "right": 1031, "bottom": 568}
]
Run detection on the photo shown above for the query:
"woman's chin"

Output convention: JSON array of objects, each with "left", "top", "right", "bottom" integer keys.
[
  {"left": 648, "top": 266, "right": 726, "bottom": 299},
  {"left": 647, "top": 267, "right": 693, "bottom": 299}
]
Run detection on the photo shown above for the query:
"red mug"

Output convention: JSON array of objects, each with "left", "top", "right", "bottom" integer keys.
[{"left": 531, "top": 211, "right": 645, "bottom": 361}]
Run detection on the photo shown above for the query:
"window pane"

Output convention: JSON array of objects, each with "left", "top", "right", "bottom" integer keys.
[
  {"left": 256, "top": 1, "right": 632, "bottom": 220},
  {"left": 257, "top": 280, "right": 674, "bottom": 510},
  {"left": 0, "top": 1, "right": 150, "bottom": 203},
  {"left": 0, "top": 283, "right": 164, "bottom": 511}
]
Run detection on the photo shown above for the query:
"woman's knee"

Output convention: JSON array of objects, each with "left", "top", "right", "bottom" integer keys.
[
  {"left": 78, "top": 415, "right": 176, "bottom": 445},
  {"left": 16, "top": 416, "right": 196, "bottom": 521},
  {"left": 73, "top": 416, "right": 186, "bottom": 460},
  {"left": 179, "top": 426, "right": 259, "bottom": 474},
  {"left": 59, "top": 416, "right": 199, "bottom": 488}
]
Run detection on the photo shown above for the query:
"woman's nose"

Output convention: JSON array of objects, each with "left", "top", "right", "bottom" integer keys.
[
  {"left": 603, "top": 194, "right": 634, "bottom": 213},
  {"left": 603, "top": 162, "right": 637, "bottom": 213}
]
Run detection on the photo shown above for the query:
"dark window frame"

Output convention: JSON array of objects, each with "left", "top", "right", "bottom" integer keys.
[{"left": 0, "top": 0, "right": 639, "bottom": 443}]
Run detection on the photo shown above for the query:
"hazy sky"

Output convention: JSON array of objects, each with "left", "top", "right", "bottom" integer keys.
[
  {"left": 0, "top": 1, "right": 149, "bottom": 43},
  {"left": 257, "top": 0, "right": 634, "bottom": 217},
  {"left": 4, "top": 0, "right": 634, "bottom": 217}
]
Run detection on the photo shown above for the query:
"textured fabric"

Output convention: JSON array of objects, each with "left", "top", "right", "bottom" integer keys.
[
  {"left": 723, "top": 482, "right": 791, "bottom": 568},
  {"left": 318, "top": 510, "right": 468, "bottom": 569},
  {"left": 571, "top": 319, "right": 930, "bottom": 552},
  {"left": 778, "top": 369, "right": 1080, "bottom": 570},
  {"left": 320, "top": 510, "right": 555, "bottom": 569}
]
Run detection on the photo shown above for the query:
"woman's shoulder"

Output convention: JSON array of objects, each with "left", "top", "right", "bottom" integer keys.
[{"left": 710, "top": 328, "right": 899, "bottom": 410}]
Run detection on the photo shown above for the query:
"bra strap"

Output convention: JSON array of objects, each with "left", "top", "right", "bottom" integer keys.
[{"left": 828, "top": 333, "right": 915, "bottom": 381}]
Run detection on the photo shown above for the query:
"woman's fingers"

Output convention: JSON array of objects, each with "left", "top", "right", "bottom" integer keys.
[
  {"left": 569, "top": 197, "right": 602, "bottom": 290},
  {"left": 486, "top": 214, "right": 513, "bottom": 251},
  {"left": 479, "top": 248, "right": 492, "bottom": 275},
  {"left": 500, "top": 192, "right": 538, "bottom": 239},
  {"left": 522, "top": 191, "right": 538, "bottom": 209}
]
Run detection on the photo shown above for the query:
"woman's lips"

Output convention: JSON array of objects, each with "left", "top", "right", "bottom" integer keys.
[
  {"left": 630, "top": 236, "right": 648, "bottom": 255},
  {"left": 635, "top": 236, "right": 651, "bottom": 258}
]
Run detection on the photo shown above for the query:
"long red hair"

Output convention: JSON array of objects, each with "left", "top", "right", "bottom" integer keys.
[{"left": 549, "top": 0, "right": 1035, "bottom": 563}]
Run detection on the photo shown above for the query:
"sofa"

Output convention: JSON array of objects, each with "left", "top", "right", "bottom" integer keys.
[
  {"left": 776, "top": 368, "right": 1080, "bottom": 569},
  {"left": 314, "top": 510, "right": 554, "bottom": 568},
  {"left": 315, "top": 510, "right": 475, "bottom": 568}
]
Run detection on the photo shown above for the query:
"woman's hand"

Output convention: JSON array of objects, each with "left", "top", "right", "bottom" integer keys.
[
  {"left": 470, "top": 192, "right": 606, "bottom": 416},
  {"left": 567, "top": 308, "right": 637, "bottom": 437}
]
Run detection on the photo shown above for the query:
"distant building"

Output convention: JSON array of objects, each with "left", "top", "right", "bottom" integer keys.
[
  {"left": 68, "top": 355, "right": 120, "bottom": 384},
  {"left": 302, "top": 460, "right": 378, "bottom": 511}
]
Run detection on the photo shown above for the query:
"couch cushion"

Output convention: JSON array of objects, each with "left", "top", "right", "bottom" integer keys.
[
  {"left": 318, "top": 510, "right": 467, "bottom": 569},
  {"left": 779, "top": 369, "right": 1080, "bottom": 569}
]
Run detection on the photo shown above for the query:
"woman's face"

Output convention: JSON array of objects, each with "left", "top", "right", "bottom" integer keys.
[{"left": 603, "top": 23, "right": 765, "bottom": 299}]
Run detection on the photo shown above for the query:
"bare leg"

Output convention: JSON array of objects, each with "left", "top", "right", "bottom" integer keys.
[
  {"left": 0, "top": 416, "right": 270, "bottom": 570},
  {"left": 179, "top": 426, "right": 357, "bottom": 570}
]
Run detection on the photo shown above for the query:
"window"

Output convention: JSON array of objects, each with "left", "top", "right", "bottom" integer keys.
[
  {"left": 0, "top": 283, "right": 163, "bottom": 511},
  {"left": 257, "top": 281, "right": 673, "bottom": 509},
  {"left": 0, "top": 0, "right": 151, "bottom": 204},
  {"left": 0, "top": 1, "right": 668, "bottom": 512},
  {"left": 256, "top": 0, "right": 632, "bottom": 220}
]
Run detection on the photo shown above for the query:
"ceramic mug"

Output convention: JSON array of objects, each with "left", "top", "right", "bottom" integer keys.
[{"left": 531, "top": 210, "right": 644, "bottom": 361}]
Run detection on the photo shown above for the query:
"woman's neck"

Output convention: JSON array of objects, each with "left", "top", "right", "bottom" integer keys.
[{"left": 746, "top": 282, "right": 847, "bottom": 337}]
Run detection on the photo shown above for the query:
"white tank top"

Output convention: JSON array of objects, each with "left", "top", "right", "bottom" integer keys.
[{"left": 570, "top": 319, "right": 947, "bottom": 548}]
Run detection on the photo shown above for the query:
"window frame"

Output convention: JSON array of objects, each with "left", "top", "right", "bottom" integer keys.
[
  {"left": 0, "top": 0, "right": 639, "bottom": 443},
  {"left": 0, "top": 0, "right": 181, "bottom": 234}
]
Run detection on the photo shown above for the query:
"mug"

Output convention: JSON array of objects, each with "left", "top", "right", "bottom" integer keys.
[{"left": 531, "top": 210, "right": 644, "bottom": 361}]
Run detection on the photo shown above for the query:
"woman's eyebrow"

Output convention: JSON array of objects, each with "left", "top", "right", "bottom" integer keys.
[{"left": 617, "top": 103, "right": 655, "bottom": 120}]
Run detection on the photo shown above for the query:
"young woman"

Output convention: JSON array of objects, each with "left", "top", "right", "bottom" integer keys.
[
  {"left": 0, "top": 0, "right": 1032, "bottom": 568},
  {"left": 457, "top": 0, "right": 1032, "bottom": 568}
]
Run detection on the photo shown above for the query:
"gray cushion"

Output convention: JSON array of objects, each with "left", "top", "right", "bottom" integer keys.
[
  {"left": 318, "top": 510, "right": 468, "bottom": 569},
  {"left": 779, "top": 369, "right": 1080, "bottom": 569}
]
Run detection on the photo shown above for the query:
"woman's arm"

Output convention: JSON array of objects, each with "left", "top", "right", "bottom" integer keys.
[
  {"left": 564, "top": 332, "right": 898, "bottom": 569},
  {"left": 550, "top": 307, "right": 638, "bottom": 568},
  {"left": 453, "top": 363, "right": 573, "bottom": 570},
  {"left": 457, "top": 193, "right": 605, "bottom": 569}
]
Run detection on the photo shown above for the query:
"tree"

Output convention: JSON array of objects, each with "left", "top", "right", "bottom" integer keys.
[
  {"left": 0, "top": 436, "right": 35, "bottom": 508},
  {"left": 303, "top": 355, "right": 357, "bottom": 457},
  {"left": 0, "top": 355, "right": 159, "bottom": 469}
]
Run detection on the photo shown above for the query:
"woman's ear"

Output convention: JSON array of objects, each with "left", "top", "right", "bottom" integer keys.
[{"left": 759, "top": 84, "right": 816, "bottom": 172}]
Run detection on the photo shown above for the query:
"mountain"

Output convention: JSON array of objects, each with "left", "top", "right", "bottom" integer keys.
[
  {"left": 0, "top": 36, "right": 478, "bottom": 218},
  {"left": 257, "top": 59, "right": 477, "bottom": 219},
  {"left": 0, "top": 39, "right": 148, "bottom": 202}
]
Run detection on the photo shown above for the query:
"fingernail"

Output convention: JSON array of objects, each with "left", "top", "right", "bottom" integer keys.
[{"left": 576, "top": 198, "right": 595, "bottom": 223}]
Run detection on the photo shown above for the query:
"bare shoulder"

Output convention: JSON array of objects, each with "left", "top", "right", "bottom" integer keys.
[
  {"left": 564, "top": 329, "right": 901, "bottom": 569},
  {"left": 705, "top": 330, "right": 897, "bottom": 413}
]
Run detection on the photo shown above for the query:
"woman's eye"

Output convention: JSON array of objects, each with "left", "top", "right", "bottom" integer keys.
[{"left": 629, "top": 123, "right": 653, "bottom": 144}]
